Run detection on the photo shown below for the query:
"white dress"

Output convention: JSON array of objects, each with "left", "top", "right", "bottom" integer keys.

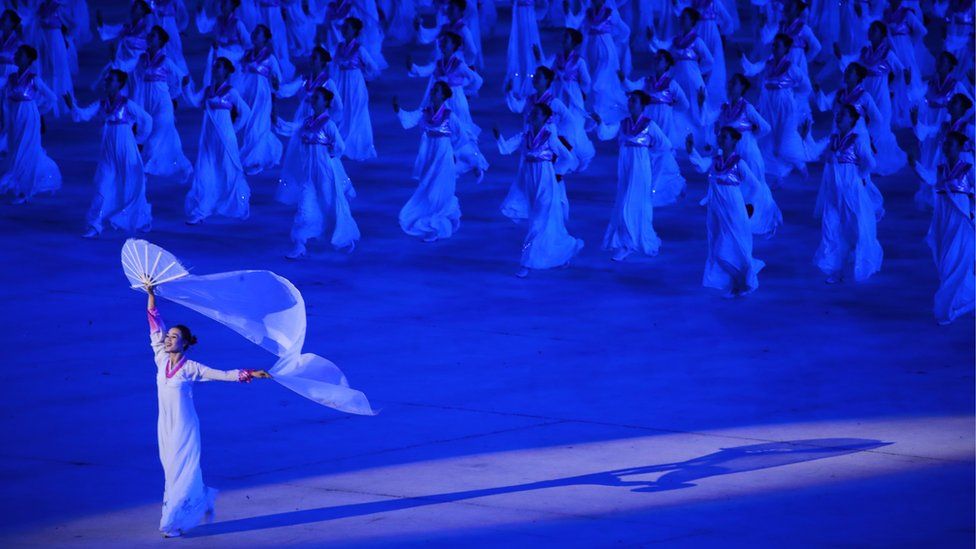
[
  {"left": 926, "top": 161, "right": 975, "bottom": 324},
  {"left": 148, "top": 307, "right": 245, "bottom": 536},
  {"left": 0, "top": 71, "right": 62, "bottom": 200}
]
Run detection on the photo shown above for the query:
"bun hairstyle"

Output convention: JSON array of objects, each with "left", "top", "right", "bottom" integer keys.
[
  {"left": 17, "top": 44, "right": 37, "bottom": 64},
  {"left": 681, "top": 7, "right": 702, "bottom": 24},
  {"left": 943, "top": 130, "right": 969, "bottom": 153},
  {"left": 533, "top": 102, "right": 553, "bottom": 120},
  {"left": 314, "top": 87, "right": 335, "bottom": 105},
  {"left": 719, "top": 125, "right": 743, "bottom": 142},
  {"left": 845, "top": 62, "right": 868, "bottom": 83},
  {"left": 773, "top": 32, "right": 794, "bottom": 49},
  {"left": 950, "top": 93, "right": 973, "bottom": 111},
  {"left": 655, "top": 49, "right": 675, "bottom": 68},
  {"left": 839, "top": 103, "right": 860, "bottom": 124},
  {"left": 214, "top": 56, "right": 236, "bottom": 74},
  {"left": 345, "top": 17, "right": 364, "bottom": 34},
  {"left": 432, "top": 79, "right": 454, "bottom": 98},
  {"left": 173, "top": 325, "right": 198, "bottom": 350},
  {"left": 536, "top": 65, "right": 555, "bottom": 84},
  {"left": 311, "top": 46, "right": 332, "bottom": 64},
  {"left": 108, "top": 68, "right": 129, "bottom": 87},
  {"left": 869, "top": 20, "right": 888, "bottom": 39},
  {"left": 133, "top": 0, "right": 151, "bottom": 15},
  {"left": 629, "top": 89, "right": 652, "bottom": 106},
  {"left": 441, "top": 31, "right": 463, "bottom": 51},
  {"left": 2, "top": 9, "right": 22, "bottom": 27},
  {"left": 254, "top": 23, "right": 272, "bottom": 41},
  {"left": 150, "top": 25, "right": 170, "bottom": 46},
  {"left": 565, "top": 27, "right": 583, "bottom": 46}
]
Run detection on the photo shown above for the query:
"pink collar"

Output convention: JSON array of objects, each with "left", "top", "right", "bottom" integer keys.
[{"left": 165, "top": 356, "right": 187, "bottom": 379}]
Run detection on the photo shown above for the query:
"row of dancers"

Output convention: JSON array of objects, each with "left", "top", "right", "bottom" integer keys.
[{"left": 0, "top": 0, "right": 972, "bottom": 323}]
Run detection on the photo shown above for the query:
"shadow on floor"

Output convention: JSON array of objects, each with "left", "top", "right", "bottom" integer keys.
[{"left": 187, "top": 438, "right": 890, "bottom": 537}]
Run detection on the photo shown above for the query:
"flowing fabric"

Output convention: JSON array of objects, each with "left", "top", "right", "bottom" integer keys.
[
  {"left": 0, "top": 74, "right": 62, "bottom": 199},
  {"left": 123, "top": 240, "right": 375, "bottom": 416},
  {"left": 926, "top": 191, "right": 975, "bottom": 324}
]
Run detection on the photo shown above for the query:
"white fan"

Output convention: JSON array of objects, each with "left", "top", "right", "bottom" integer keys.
[{"left": 121, "top": 239, "right": 189, "bottom": 290}]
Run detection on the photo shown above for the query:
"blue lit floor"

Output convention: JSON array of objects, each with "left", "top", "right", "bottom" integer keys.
[{"left": 0, "top": 7, "right": 972, "bottom": 547}]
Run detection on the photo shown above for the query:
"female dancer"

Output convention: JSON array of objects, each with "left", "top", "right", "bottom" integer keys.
[
  {"left": 148, "top": 0, "right": 191, "bottom": 75},
  {"left": 597, "top": 90, "right": 670, "bottom": 261},
  {"left": 66, "top": 69, "right": 153, "bottom": 238},
  {"left": 913, "top": 52, "right": 968, "bottom": 206},
  {"left": 0, "top": 10, "right": 23, "bottom": 82},
  {"left": 408, "top": 32, "right": 483, "bottom": 139},
  {"left": 915, "top": 93, "right": 974, "bottom": 209},
  {"left": 882, "top": 0, "right": 930, "bottom": 127},
  {"left": 495, "top": 103, "right": 583, "bottom": 278},
  {"left": 814, "top": 105, "right": 883, "bottom": 283},
  {"left": 661, "top": 8, "right": 713, "bottom": 150},
  {"left": 237, "top": 25, "right": 283, "bottom": 175},
  {"left": 334, "top": 17, "right": 379, "bottom": 161},
  {"left": 416, "top": 0, "right": 480, "bottom": 68},
  {"left": 276, "top": 88, "right": 359, "bottom": 258},
  {"left": 546, "top": 27, "right": 596, "bottom": 170},
  {"left": 621, "top": 49, "right": 688, "bottom": 205},
  {"left": 195, "top": 0, "right": 251, "bottom": 85},
  {"left": 393, "top": 81, "right": 470, "bottom": 241},
  {"left": 691, "top": 126, "right": 765, "bottom": 297},
  {"left": 133, "top": 26, "right": 192, "bottom": 181},
  {"left": 575, "top": 0, "right": 630, "bottom": 124},
  {"left": 927, "top": 132, "right": 975, "bottom": 325},
  {"left": 144, "top": 285, "right": 270, "bottom": 538},
  {"left": 506, "top": 0, "right": 543, "bottom": 95},
  {"left": 181, "top": 57, "right": 251, "bottom": 224},
  {"left": 715, "top": 74, "right": 781, "bottom": 237},
  {"left": 96, "top": 1, "right": 152, "bottom": 74},
  {"left": 253, "top": 0, "right": 294, "bottom": 79},
  {"left": 0, "top": 45, "right": 61, "bottom": 204},
  {"left": 32, "top": 0, "right": 75, "bottom": 116},
  {"left": 508, "top": 66, "right": 591, "bottom": 174},
  {"left": 852, "top": 22, "right": 904, "bottom": 151}
]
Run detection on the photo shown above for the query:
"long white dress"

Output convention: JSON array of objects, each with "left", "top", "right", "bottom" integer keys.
[
  {"left": 623, "top": 72, "right": 688, "bottom": 205},
  {"left": 132, "top": 51, "right": 192, "bottom": 180},
  {"left": 0, "top": 70, "right": 62, "bottom": 200},
  {"left": 149, "top": 0, "right": 191, "bottom": 75},
  {"left": 195, "top": 8, "right": 251, "bottom": 85},
  {"left": 571, "top": 4, "right": 630, "bottom": 124},
  {"left": 926, "top": 161, "right": 975, "bottom": 324},
  {"left": 237, "top": 46, "right": 283, "bottom": 175},
  {"left": 506, "top": 0, "right": 542, "bottom": 92},
  {"left": 597, "top": 115, "right": 669, "bottom": 257},
  {"left": 183, "top": 80, "right": 252, "bottom": 221},
  {"left": 497, "top": 123, "right": 584, "bottom": 269},
  {"left": 333, "top": 39, "right": 378, "bottom": 161},
  {"left": 397, "top": 104, "right": 465, "bottom": 241},
  {"left": 814, "top": 130, "right": 883, "bottom": 281},
  {"left": 147, "top": 306, "right": 245, "bottom": 536},
  {"left": 695, "top": 151, "right": 765, "bottom": 295},
  {"left": 72, "top": 95, "right": 154, "bottom": 234},
  {"left": 30, "top": 0, "right": 74, "bottom": 116},
  {"left": 409, "top": 53, "right": 483, "bottom": 138},
  {"left": 276, "top": 111, "right": 359, "bottom": 250}
]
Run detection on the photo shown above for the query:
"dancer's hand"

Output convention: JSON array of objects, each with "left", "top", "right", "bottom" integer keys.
[
  {"left": 62, "top": 94, "right": 73, "bottom": 109},
  {"left": 492, "top": 126, "right": 501, "bottom": 140},
  {"left": 252, "top": 370, "right": 272, "bottom": 379},
  {"left": 95, "top": 10, "right": 103, "bottom": 27},
  {"left": 391, "top": 96, "right": 399, "bottom": 113}
]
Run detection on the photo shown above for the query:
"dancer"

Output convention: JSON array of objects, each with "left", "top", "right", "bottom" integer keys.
[
  {"left": 574, "top": 0, "right": 630, "bottom": 124},
  {"left": 195, "top": 0, "right": 251, "bottom": 85},
  {"left": 743, "top": 33, "right": 819, "bottom": 182},
  {"left": 334, "top": 17, "right": 379, "bottom": 161},
  {"left": 691, "top": 126, "right": 765, "bottom": 297},
  {"left": 31, "top": 0, "right": 75, "bottom": 116},
  {"left": 416, "top": 0, "right": 480, "bottom": 68},
  {"left": 660, "top": 8, "right": 713, "bottom": 150},
  {"left": 407, "top": 32, "right": 483, "bottom": 138},
  {"left": 0, "top": 10, "right": 23, "bottom": 82},
  {"left": 546, "top": 27, "right": 597, "bottom": 170},
  {"left": 506, "top": 0, "right": 542, "bottom": 95},
  {"left": 927, "top": 131, "right": 975, "bottom": 325},
  {"left": 133, "top": 26, "right": 192, "bottom": 181},
  {"left": 237, "top": 25, "right": 284, "bottom": 175},
  {"left": 814, "top": 105, "right": 883, "bottom": 283},
  {"left": 621, "top": 49, "right": 688, "bottom": 205},
  {"left": 95, "top": 1, "right": 152, "bottom": 74},
  {"left": 253, "top": 0, "right": 294, "bottom": 79},
  {"left": 715, "top": 74, "right": 781, "bottom": 237},
  {"left": 65, "top": 69, "right": 153, "bottom": 238},
  {"left": 0, "top": 45, "right": 62, "bottom": 204},
  {"left": 181, "top": 57, "right": 251, "bottom": 224},
  {"left": 495, "top": 103, "right": 583, "bottom": 277},
  {"left": 850, "top": 21, "right": 904, "bottom": 149},
  {"left": 915, "top": 93, "right": 975, "bottom": 210},
  {"left": 596, "top": 90, "right": 669, "bottom": 261},
  {"left": 147, "top": 0, "right": 191, "bottom": 75},
  {"left": 882, "top": 0, "right": 930, "bottom": 127},
  {"left": 275, "top": 88, "right": 360, "bottom": 258},
  {"left": 507, "top": 66, "right": 592, "bottom": 173},
  {"left": 392, "top": 81, "right": 469, "bottom": 241},
  {"left": 144, "top": 285, "right": 271, "bottom": 538},
  {"left": 913, "top": 52, "right": 968, "bottom": 207}
]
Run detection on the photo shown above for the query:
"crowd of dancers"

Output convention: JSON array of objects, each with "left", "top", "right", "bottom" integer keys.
[{"left": 0, "top": 0, "right": 973, "bottom": 322}]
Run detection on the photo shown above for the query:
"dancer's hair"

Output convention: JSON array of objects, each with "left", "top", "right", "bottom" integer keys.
[
  {"left": 729, "top": 73, "right": 751, "bottom": 93},
  {"left": 223, "top": 0, "right": 242, "bottom": 8},
  {"left": 150, "top": 25, "right": 170, "bottom": 46},
  {"left": 214, "top": 56, "right": 236, "bottom": 74},
  {"left": 172, "top": 325, "right": 198, "bottom": 350},
  {"left": 629, "top": 90, "right": 651, "bottom": 106},
  {"left": 16, "top": 44, "right": 37, "bottom": 64},
  {"left": 1, "top": 9, "right": 22, "bottom": 27},
  {"left": 441, "top": 31, "right": 462, "bottom": 51},
  {"left": 132, "top": 0, "right": 151, "bottom": 16},
  {"left": 944, "top": 130, "right": 969, "bottom": 152},
  {"left": 773, "top": 33, "right": 794, "bottom": 50},
  {"left": 839, "top": 104, "right": 860, "bottom": 125},
  {"left": 681, "top": 7, "right": 702, "bottom": 24},
  {"left": 845, "top": 62, "right": 868, "bottom": 82},
  {"left": 950, "top": 93, "right": 973, "bottom": 111},
  {"left": 869, "top": 20, "right": 888, "bottom": 39},
  {"left": 311, "top": 45, "right": 332, "bottom": 65},
  {"left": 253, "top": 24, "right": 272, "bottom": 41},
  {"left": 448, "top": 0, "right": 466, "bottom": 12},
  {"left": 655, "top": 49, "right": 675, "bottom": 68},
  {"left": 432, "top": 80, "right": 454, "bottom": 99},
  {"left": 313, "top": 86, "right": 334, "bottom": 105},
  {"left": 938, "top": 51, "right": 959, "bottom": 68},
  {"left": 719, "top": 125, "right": 742, "bottom": 142},
  {"left": 536, "top": 65, "right": 555, "bottom": 84},
  {"left": 345, "top": 17, "right": 364, "bottom": 35},
  {"left": 564, "top": 27, "right": 583, "bottom": 46},
  {"left": 533, "top": 102, "right": 553, "bottom": 120},
  {"left": 107, "top": 68, "right": 128, "bottom": 87}
]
